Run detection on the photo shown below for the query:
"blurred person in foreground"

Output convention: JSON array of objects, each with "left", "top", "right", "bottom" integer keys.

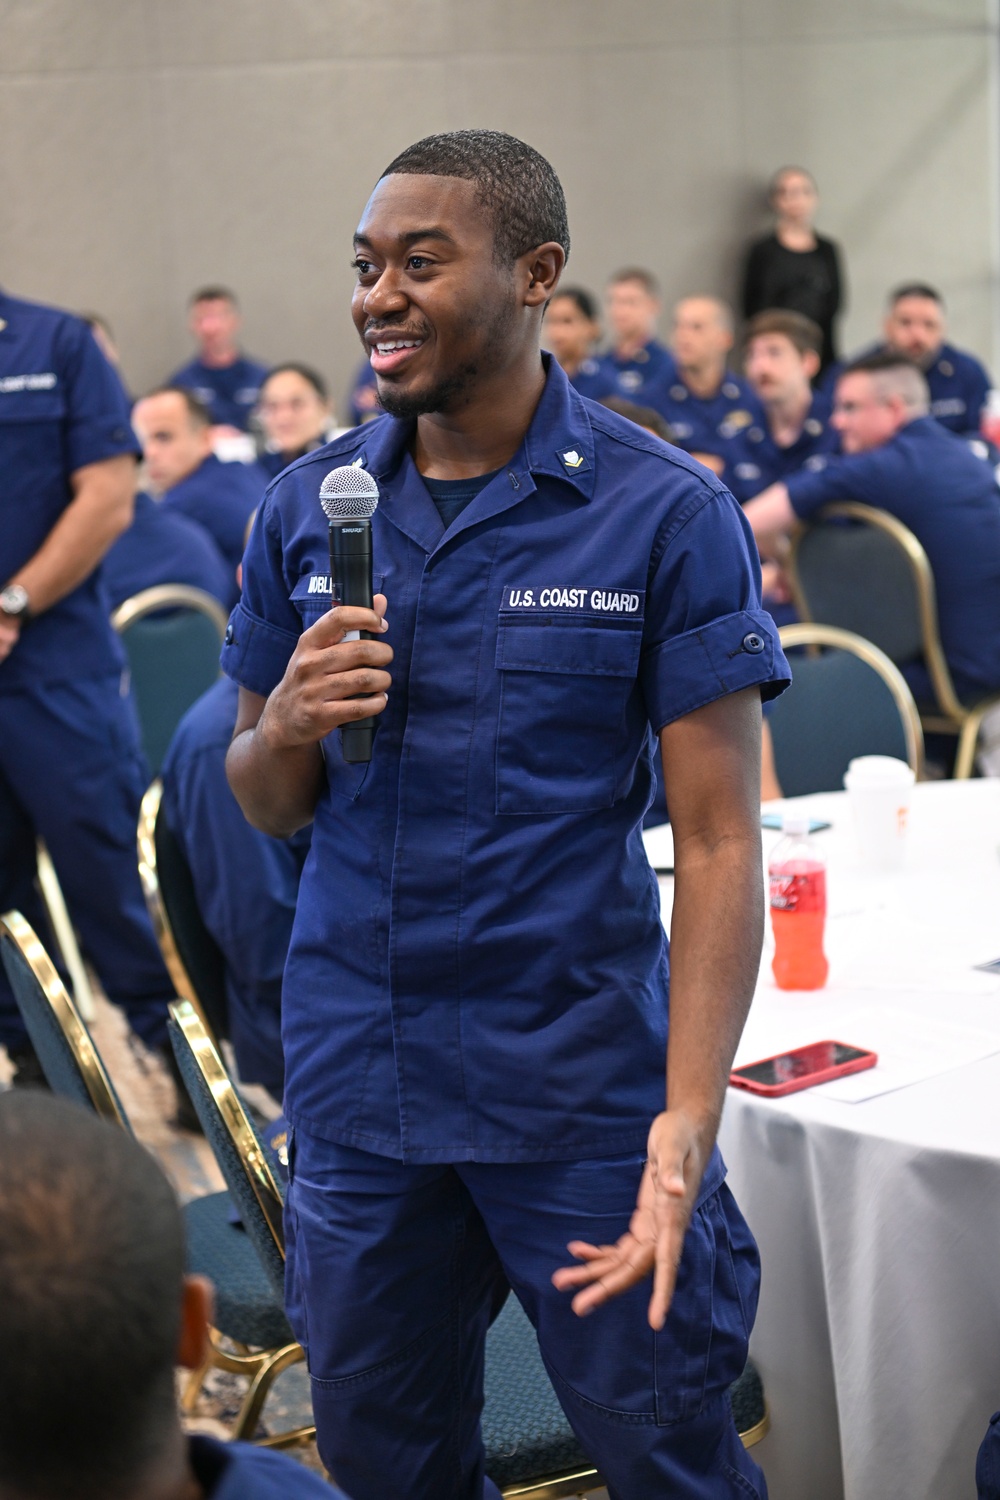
[
  {"left": 0, "top": 1090, "right": 346, "bottom": 1500},
  {"left": 742, "top": 165, "right": 844, "bottom": 374},
  {"left": 543, "top": 286, "right": 616, "bottom": 400},
  {"left": 255, "top": 363, "right": 335, "bottom": 482},
  {"left": 167, "top": 286, "right": 270, "bottom": 436},
  {"left": 133, "top": 387, "right": 263, "bottom": 602},
  {"left": 744, "top": 351, "right": 1000, "bottom": 707}
]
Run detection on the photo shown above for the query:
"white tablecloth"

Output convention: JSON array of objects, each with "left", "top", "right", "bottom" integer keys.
[{"left": 644, "top": 780, "right": 1000, "bottom": 1500}]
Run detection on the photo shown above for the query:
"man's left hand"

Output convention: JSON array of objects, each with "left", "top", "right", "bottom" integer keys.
[{"left": 551, "top": 1108, "right": 710, "bottom": 1330}]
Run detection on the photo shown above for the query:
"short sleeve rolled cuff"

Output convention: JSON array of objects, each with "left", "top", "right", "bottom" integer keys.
[{"left": 640, "top": 486, "right": 791, "bottom": 731}]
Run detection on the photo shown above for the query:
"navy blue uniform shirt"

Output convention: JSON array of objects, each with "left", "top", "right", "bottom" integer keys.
[
  {"left": 568, "top": 356, "right": 617, "bottom": 402},
  {"left": 346, "top": 359, "right": 383, "bottom": 426},
  {"left": 222, "top": 358, "right": 789, "bottom": 1163},
  {"left": 160, "top": 452, "right": 264, "bottom": 598},
  {"left": 825, "top": 341, "right": 992, "bottom": 436},
  {"left": 102, "top": 490, "right": 231, "bottom": 610},
  {"left": 0, "top": 289, "right": 138, "bottom": 690},
  {"left": 190, "top": 1434, "right": 348, "bottom": 1497},
  {"left": 593, "top": 339, "right": 677, "bottom": 413},
  {"left": 727, "top": 390, "right": 840, "bottom": 503},
  {"left": 168, "top": 354, "right": 269, "bottom": 431},
  {"left": 162, "top": 676, "right": 310, "bottom": 1095},
  {"left": 786, "top": 415, "right": 1000, "bottom": 699},
  {"left": 651, "top": 372, "right": 769, "bottom": 496}
]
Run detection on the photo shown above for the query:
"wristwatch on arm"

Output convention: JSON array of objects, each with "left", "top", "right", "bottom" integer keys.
[{"left": 0, "top": 584, "right": 32, "bottom": 626}]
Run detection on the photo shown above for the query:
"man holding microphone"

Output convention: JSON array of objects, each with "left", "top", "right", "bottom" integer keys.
[{"left": 224, "top": 130, "right": 788, "bottom": 1499}]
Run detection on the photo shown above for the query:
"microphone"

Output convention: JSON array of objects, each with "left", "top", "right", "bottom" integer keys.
[{"left": 319, "top": 465, "right": 380, "bottom": 764}]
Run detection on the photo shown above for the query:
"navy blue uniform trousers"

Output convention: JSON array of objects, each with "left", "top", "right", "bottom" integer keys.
[
  {"left": 0, "top": 672, "right": 173, "bottom": 1049},
  {"left": 286, "top": 1124, "right": 767, "bottom": 1500}
]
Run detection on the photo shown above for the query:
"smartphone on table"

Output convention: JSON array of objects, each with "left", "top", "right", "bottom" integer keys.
[{"left": 729, "top": 1040, "right": 877, "bottom": 1097}]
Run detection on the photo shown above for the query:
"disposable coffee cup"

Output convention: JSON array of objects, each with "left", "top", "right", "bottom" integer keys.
[{"left": 843, "top": 755, "right": 915, "bottom": 870}]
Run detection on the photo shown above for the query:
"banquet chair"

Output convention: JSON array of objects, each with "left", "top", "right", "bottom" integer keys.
[
  {"left": 789, "top": 501, "right": 1000, "bottom": 777},
  {"left": 137, "top": 778, "right": 228, "bottom": 1047},
  {"left": 112, "top": 584, "right": 228, "bottom": 777},
  {"left": 0, "top": 913, "right": 305, "bottom": 1448},
  {"left": 770, "top": 624, "right": 924, "bottom": 797}
]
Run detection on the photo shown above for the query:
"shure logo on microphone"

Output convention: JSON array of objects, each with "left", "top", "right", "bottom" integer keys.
[{"left": 341, "top": 525, "right": 365, "bottom": 534}]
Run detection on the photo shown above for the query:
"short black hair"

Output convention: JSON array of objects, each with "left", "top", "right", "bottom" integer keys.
[
  {"left": 599, "top": 396, "right": 676, "bottom": 443},
  {"left": 889, "top": 282, "right": 944, "bottom": 308},
  {"left": 0, "top": 1093, "right": 185, "bottom": 1500},
  {"left": 380, "top": 129, "right": 570, "bottom": 267},
  {"left": 261, "top": 361, "right": 329, "bottom": 402},
  {"left": 189, "top": 285, "right": 238, "bottom": 308},
  {"left": 142, "top": 384, "right": 212, "bottom": 428},
  {"left": 550, "top": 286, "right": 599, "bottom": 321}
]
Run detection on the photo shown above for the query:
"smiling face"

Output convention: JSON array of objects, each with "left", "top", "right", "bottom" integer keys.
[
  {"left": 257, "top": 369, "right": 331, "bottom": 455},
  {"left": 351, "top": 173, "right": 533, "bottom": 420}
]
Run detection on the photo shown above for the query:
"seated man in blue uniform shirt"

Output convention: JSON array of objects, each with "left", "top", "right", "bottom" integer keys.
[
  {"left": 133, "top": 387, "right": 263, "bottom": 602},
  {"left": 161, "top": 672, "right": 310, "bottom": 1099},
  {"left": 223, "top": 128, "right": 788, "bottom": 1500},
  {"left": 744, "top": 351, "right": 1000, "bottom": 706},
  {"left": 0, "top": 287, "right": 175, "bottom": 1082},
  {"left": 102, "top": 488, "right": 231, "bottom": 611},
  {"left": 730, "top": 309, "right": 839, "bottom": 503},
  {"left": 655, "top": 296, "right": 768, "bottom": 493},
  {"left": 830, "top": 283, "right": 992, "bottom": 438},
  {"left": 594, "top": 266, "right": 676, "bottom": 410},
  {"left": 0, "top": 1092, "right": 347, "bottom": 1500},
  {"left": 167, "top": 285, "right": 269, "bottom": 435}
]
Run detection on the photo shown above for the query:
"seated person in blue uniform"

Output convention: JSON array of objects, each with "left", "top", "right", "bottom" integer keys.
[
  {"left": 733, "top": 309, "right": 839, "bottom": 501},
  {"left": 345, "top": 358, "right": 383, "bottom": 425},
  {"left": 167, "top": 286, "right": 270, "bottom": 436},
  {"left": 542, "top": 286, "right": 616, "bottom": 400},
  {"left": 744, "top": 351, "right": 1000, "bottom": 708},
  {"left": 594, "top": 266, "right": 676, "bottom": 409},
  {"left": 224, "top": 126, "right": 788, "bottom": 1500},
  {"left": 654, "top": 296, "right": 767, "bottom": 492},
  {"left": 0, "top": 286, "right": 175, "bottom": 1085},
  {"left": 0, "top": 1091, "right": 347, "bottom": 1500},
  {"left": 102, "top": 486, "right": 231, "bottom": 612},
  {"left": 132, "top": 387, "right": 263, "bottom": 603},
  {"left": 830, "top": 283, "right": 992, "bottom": 438},
  {"left": 255, "top": 362, "right": 334, "bottom": 482},
  {"left": 161, "top": 671, "right": 310, "bottom": 1099}
]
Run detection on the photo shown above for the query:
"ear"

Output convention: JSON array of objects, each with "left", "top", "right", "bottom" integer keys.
[
  {"left": 176, "top": 1274, "right": 214, "bottom": 1371},
  {"left": 803, "top": 349, "right": 821, "bottom": 381},
  {"left": 522, "top": 243, "right": 567, "bottom": 309},
  {"left": 197, "top": 426, "right": 215, "bottom": 458}
]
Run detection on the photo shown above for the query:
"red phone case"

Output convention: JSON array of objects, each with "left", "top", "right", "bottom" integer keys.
[{"left": 729, "top": 1040, "right": 878, "bottom": 1097}]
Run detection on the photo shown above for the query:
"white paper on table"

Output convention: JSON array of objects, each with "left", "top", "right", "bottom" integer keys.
[{"left": 801, "top": 1005, "right": 1000, "bottom": 1101}]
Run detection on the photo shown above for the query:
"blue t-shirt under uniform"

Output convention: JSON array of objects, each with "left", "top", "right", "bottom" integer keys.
[
  {"left": 222, "top": 358, "right": 790, "bottom": 1166},
  {"left": 785, "top": 415, "right": 1000, "bottom": 700},
  {"left": 169, "top": 354, "right": 270, "bottom": 431}
]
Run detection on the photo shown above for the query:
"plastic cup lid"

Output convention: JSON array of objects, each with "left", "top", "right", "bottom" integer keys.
[
  {"left": 844, "top": 755, "right": 915, "bottom": 787},
  {"left": 781, "top": 812, "right": 811, "bottom": 836}
]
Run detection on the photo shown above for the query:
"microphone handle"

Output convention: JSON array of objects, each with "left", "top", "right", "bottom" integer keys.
[{"left": 328, "top": 518, "right": 375, "bottom": 764}]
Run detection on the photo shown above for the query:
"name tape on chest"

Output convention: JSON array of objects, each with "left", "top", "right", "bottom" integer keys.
[
  {"left": 0, "top": 372, "right": 57, "bottom": 394},
  {"left": 306, "top": 574, "right": 334, "bottom": 596},
  {"left": 502, "top": 586, "right": 644, "bottom": 615}
]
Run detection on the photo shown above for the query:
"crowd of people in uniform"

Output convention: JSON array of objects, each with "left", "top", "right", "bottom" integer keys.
[{"left": 3, "top": 142, "right": 1000, "bottom": 1499}]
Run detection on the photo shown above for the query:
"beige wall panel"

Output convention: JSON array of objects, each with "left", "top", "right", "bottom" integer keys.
[
  {"left": 0, "top": 0, "right": 152, "bottom": 72},
  {"left": 740, "top": 0, "right": 992, "bottom": 41},
  {"left": 739, "top": 33, "right": 998, "bottom": 364}
]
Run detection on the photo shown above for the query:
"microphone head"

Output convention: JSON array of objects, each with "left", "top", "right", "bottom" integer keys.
[{"left": 319, "top": 465, "right": 380, "bottom": 522}]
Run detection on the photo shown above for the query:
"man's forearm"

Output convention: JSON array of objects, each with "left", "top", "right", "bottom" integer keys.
[
  {"left": 665, "top": 831, "right": 764, "bottom": 1143},
  {"left": 226, "top": 721, "right": 324, "bottom": 839},
  {"left": 8, "top": 455, "right": 135, "bottom": 613}
]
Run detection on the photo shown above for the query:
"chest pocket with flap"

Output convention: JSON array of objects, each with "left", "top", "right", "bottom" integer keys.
[{"left": 494, "top": 616, "right": 642, "bottom": 815}]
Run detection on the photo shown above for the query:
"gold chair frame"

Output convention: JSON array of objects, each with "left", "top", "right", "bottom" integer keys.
[
  {"left": 111, "top": 583, "right": 229, "bottom": 639},
  {"left": 137, "top": 779, "right": 220, "bottom": 1049},
  {"left": 34, "top": 838, "right": 96, "bottom": 1022},
  {"left": 776, "top": 622, "right": 925, "bottom": 782},
  {"left": 0, "top": 910, "right": 126, "bottom": 1127},
  {"left": 789, "top": 501, "right": 1000, "bottom": 778},
  {"left": 169, "top": 999, "right": 310, "bottom": 1447}
]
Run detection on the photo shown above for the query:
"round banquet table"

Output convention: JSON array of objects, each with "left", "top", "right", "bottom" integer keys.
[{"left": 643, "top": 778, "right": 1000, "bottom": 1500}]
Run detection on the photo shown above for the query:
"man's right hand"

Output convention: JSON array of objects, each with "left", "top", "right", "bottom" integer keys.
[{"left": 258, "top": 593, "right": 392, "bottom": 752}]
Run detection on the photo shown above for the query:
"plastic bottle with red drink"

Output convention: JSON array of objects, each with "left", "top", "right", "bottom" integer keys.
[{"left": 768, "top": 812, "right": 829, "bottom": 990}]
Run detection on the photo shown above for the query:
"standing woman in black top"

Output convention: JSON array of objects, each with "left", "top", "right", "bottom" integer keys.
[{"left": 742, "top": 166, "right": 844, "bottom": 373}]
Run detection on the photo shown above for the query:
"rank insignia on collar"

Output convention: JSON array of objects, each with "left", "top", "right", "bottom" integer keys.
[
  {"left": 351, "top": 454, "right": 367, "bottom": 468},
  {"left": 559, "top": 448, "right": 587, "bottom": 471}
]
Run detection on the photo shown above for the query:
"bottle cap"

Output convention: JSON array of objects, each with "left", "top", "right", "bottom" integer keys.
[{"left": 781, "top": 812, "right": 811, "bottom": 837}]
